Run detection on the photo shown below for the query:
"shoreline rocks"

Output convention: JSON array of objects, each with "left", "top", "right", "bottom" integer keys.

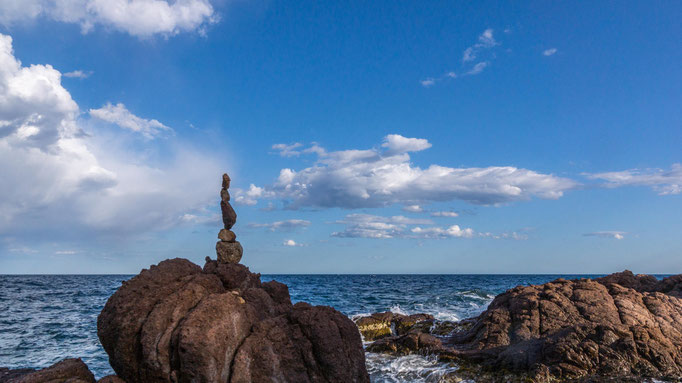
[{"left": 358, "top": 270, "right": 682, "bottom": 383}]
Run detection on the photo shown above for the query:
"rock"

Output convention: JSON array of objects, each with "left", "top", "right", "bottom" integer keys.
[
  {"left": 216, "top": 240, "right": 243, "bottom": 264},
  {"left": 366, "top": 332, "right": 444, "bottom": 356},
  {"left": 447, "top": 272, "right": 682, "bottom": 381},
  {"left": 221, "top": 188, "right": 230, "bottom": 203},
  {"left": 353, "top": 312, "right": 435, "bottom": 341},
  {"left": 98, "top": 258, "right": 369, "bottom": 383},
  {"left": 218, "top": 229, "right": 236, "bottom": 242},
  {"left": 0, "top": 358, "right": 96, "bottom": 383},
  {"left": 97, "top": 376, "right": 125, "bottom": 383},
  {"left": 220, "top": 201, "right": 237, "bottom": 230},
  {"left": 222, "top": 173, "right": 231, "bottom": 189}
]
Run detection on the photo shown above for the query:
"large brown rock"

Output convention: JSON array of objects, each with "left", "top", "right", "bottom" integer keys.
[
  {"left": 98, "top": 258, "right": 369, "bottom": 383},
  {"left": 0, "top": 358, "right": 96, "bottom": 383}
]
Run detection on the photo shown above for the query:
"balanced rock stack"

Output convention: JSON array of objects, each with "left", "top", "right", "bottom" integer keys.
[{"left": 216, "top": 173, "right": 242, "bottom": 264}]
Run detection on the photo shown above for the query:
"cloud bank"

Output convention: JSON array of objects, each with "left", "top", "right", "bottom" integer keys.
[
  {"left": 252, "top": 135, "right": 576, "bottom": 209},
  {"left": 0, "top": 0, "right": 217, "bottom": 37},
  {"left": 587, "top": 164, "right": 682, "bottom": 195},
  {"left": 0, "top": 33, "right": 222, "bottom": 240}
]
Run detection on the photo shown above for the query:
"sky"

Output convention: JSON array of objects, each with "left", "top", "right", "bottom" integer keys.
[{"left": 0, "top": 0, "right": 680, "bottom": 274}]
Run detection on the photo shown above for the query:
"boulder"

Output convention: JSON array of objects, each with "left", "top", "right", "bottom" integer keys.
[
  {"left": 215, "top": 241, "right": 243, "bottom": 264},
  {"left": 353, "top": 312, "right": 434, "bottom": 341},
  {"left": 0, "top": 358, "right": 96, "bottom": 383},
  {"left": 97, "top": 376, "right": 125, "bottom": 383},
  {"left": 98, "top": 258, "right": 369, "bottom": 383}
]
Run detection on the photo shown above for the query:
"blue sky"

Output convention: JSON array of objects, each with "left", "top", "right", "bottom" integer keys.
[{"left": 0, "top": 0, "right": 680, "bottom": 274}]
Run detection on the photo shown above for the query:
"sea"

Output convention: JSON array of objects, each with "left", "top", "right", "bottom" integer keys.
[{"left": 0, "top": 273, "right": 612, "bottom": 382}]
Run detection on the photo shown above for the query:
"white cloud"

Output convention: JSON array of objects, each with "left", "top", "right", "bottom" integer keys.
[
  {"left": 63, "top": 70, "right": 92, "bottom": 79},
  {"left": 0, "top": 33, "right": 223, "bottom": 240},
  {"left": 584, "top": 231, "right": 626, "bottom": 240},
  {"left": 431, "top": 211, "right": 458, "bottom": 217},
  {"left": 0, "top": 0, "right": 217, "bottom": 38},
  {"left": 402, "top": 205, "right": 423, "bottom": 213},
  {"left": 249, "top": 219, "right": 311, "bottom": 231},
  {"left": 462, "top": 28, "right": 498, "bottom": 63},
  {"left": 466, "top": 61, "right": 489, "bottom": 75},
  {"left": 90, "top": 103, "right": 172, "bottom": 139},
  {"left": 382, "top": 134, "right": 431, "bottom": 155},
  {"left": 331, "top": 214, "right": 432, "bottom": 239},
  {"left": 283, "top": 239, "right": 304, "bottom": 247},
  {"left": 233, "top": 184, "right": 271, "bottom": 206},
  {"left": 411, "top": 225, "right": 474, "bottom": 239},
  {"left": 272, "top": 142, "right": 303, "bottom": 157},
  {"left": 247, "top": 135, "right": 575, "bottom": 209},
  {"left": 55, "top": 250, "right": 77, "bottom": 254},
  {"left": 543, "top": 48, "right": 558, "bottom": 56},
  {"left": 423, "top": 29, "right": 499, "bottom": 86},
  {"left": 586, "top": 164, "right": 682, "bottom": 195}
]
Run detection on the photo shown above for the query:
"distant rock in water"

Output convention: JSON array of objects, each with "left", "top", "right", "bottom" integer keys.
[
  {"left": 97, "top": 257, "right": 369, "bottom": 383},
  {"left": 0, "top": 358, "right": 95, "bottom": 383},
  {"left": 359, "top": 270, "right": 682, "bottom": 382}
]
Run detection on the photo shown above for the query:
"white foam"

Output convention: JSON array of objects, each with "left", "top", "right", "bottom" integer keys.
[{"left": 366, "top": 353, "right": 460, "bottom": 383}]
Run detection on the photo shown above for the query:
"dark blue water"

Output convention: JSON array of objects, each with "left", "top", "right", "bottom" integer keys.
[{"left": 0, "top": 274, "right": 603, "bottom": 381}]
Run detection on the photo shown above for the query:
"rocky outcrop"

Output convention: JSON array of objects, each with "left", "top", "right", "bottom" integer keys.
[
  {"left": 360, "top": 271, "right": 682, "bottom": 382},
  {"left": 0, "top": 358, "right": 96, "bottom": 383},
  {"left": 97, "top": 258, "right": 369, "bottom": 383}
]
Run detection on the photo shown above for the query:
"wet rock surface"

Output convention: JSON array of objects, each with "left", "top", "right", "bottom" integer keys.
[
  {"left": 359, "top": 270, "right": 682, "bottom": 382},
  {"left": 97, "top": 258, "right": 369, "bottom": 383},
  {"left": 0, "top": 358, "right": 96, "bottom": 383}
]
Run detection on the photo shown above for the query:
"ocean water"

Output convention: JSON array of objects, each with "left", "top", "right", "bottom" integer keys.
[{"left": 0, "top": 273, "right": 602, "bottom": 381}]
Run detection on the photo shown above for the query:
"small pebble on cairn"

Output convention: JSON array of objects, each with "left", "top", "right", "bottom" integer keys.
[{"left": 216, "top": 173, "right": 243, "bottom": 264}]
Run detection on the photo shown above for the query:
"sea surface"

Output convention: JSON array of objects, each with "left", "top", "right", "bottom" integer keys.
[{"left": 0, "top": 273, "right": 615, "bottom": 382}]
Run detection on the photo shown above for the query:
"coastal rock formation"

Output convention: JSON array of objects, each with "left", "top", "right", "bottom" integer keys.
[
  {"left": 0, "top": 358, "right": 96, "bottom": 383},
  {"left": 360, "top": 271, "right": 682, "bottom": 382},
  {"left": 216, "top": 173, "right": 241, "bottom": 264},
  {"left": 97, "top": 257, "right": 369, "bottom": 383}
]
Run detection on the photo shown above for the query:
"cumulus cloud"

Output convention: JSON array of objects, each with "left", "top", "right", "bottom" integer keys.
[
  {"left": 382, "top": 134, "right": 431, "bottom": 155},
  {"left": 249, "top": 219, "right": 311, "bottom": 231},
  {"left": 63, "top": 70, "right": 92, "bottom": 79},
  {"left": 422, "top": 29, "right": 499, "bottom": 86},
  {"left": 411, "top": 225, "right": 474, "bottom": 239},
  {"left": 0, "top": 0, "right": 217, "bottom": 37},
  {"left": 543, "top": 48, "right": 558, "bottom": 56},
  {"left": 584, "top": 231, "right": 626, "bottom": 240},
  {"left": 402, "top": 205, "right": 423, "bottom": 213},
  {"left": 90, "top": 103, "right": 172, "bottom": 139},
  {"left": 586, "top": 164, "right": 682, "bottom": 195},
  {"left": 431, "top": 211, "right": 458, "bottom": 217},
  {"left": 246, "top": 135, "right": 576, "bottom": 209},
  {"left": 283, "top": 239, "right": 304, "bottom": 247},
  {"left": 331, "top": 214, "right": 433, "bottom": 239},
  {"left": 0, "top": 33, "right": 222, "bottom": 241},
  {"left": 233, "top": 184, "right": 271, "bottom": 206},
  {"left": 272, "top": 142, "right": 303, "bottom": 157}
]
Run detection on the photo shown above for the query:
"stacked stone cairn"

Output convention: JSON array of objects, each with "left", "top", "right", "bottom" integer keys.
[{"left": 216, "top": 173, "right": 243, "bottom": 264}]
